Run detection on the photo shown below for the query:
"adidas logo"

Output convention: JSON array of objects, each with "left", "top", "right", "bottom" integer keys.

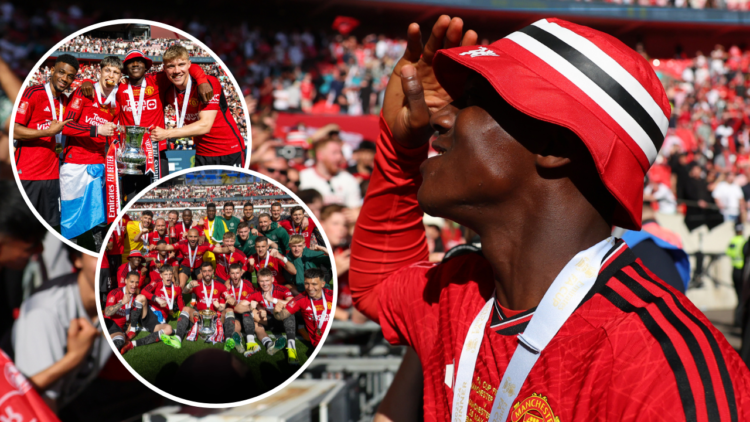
[
  {"left": 305, "top": 306, "right": 311, "bottom": 311},
  {"left": 44, "top": 106, "right": 50, "bottom": 112}
]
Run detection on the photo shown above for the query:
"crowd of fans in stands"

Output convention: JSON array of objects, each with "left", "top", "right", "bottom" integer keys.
[
  {"left": 140, "top": 183, "right": 286, "bottom": 199},
  {"left": 57, "top": 35, "right": 210, "bottom": 57}
]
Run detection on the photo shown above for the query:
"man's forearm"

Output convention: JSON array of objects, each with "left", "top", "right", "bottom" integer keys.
[
  {"left": 104, "top": 301, "right": 124, "bottom": 316},
  {"left": 166, "top": 112, "right": 215, "bottom": 138},
  {"left": 13, "top": 123, "right": 51, "bottom": 140},
  {"left": 273, "top": 308, "right": 292, "bottom": 320},
  {"left": 28, "top": 349, "right": 86, "bottom": 392}
]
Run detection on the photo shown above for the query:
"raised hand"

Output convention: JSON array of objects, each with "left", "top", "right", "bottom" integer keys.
[{"left": 383, "top": 16, "right": 477, "bottom": 149}]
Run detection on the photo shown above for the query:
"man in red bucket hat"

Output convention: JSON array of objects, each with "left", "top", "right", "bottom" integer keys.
[{"left": 350, "top": 16, "right": 750, "bottom": 421}]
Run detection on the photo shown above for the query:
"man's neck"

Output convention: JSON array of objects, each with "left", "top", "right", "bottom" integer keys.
[
  {"left": 203, "top": 279, "right": 213, "bottom": 285},
  {"left": 309, "top": 292, "right": 323, "bottom": 301},
  {"left": 49, "top": 82, "right": 61, "bottom": 97},
  {"left": 77, "top": 273, "right": 98, "bottom": 318},
  {"left": 470, "top": 189, "right": 611, "bottom": 311},
  {"left": 315, "top": 162, "right": 335, "bottom": 180},
  {"left": 129, "top": 76, "right": 145, "bottom": 86},
  {"left": 208, "top": 217, "right": 215, "bottom": 222},
  {"left": 258, "top": 251, "right": 268, "bottom": 259},
  {"left": 175, "top": 79, "right": 189, "bottom": 91},
  {"left": 183, "top": 221, "right": 192, "bottom": 227},
  {"left": 99, "top": 80, "right": 114, "bottom": 97}
]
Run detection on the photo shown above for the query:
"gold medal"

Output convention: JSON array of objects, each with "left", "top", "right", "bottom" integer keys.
[
  {"left": 54, "top": 143, "right": 63, "bottom": 155},
  {"left": 316, "top": 328, "right": 322, "bottom": 336}
]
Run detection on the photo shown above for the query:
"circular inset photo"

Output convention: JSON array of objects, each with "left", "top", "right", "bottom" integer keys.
[
  {"left": 10, "top": 19, "right": 251, "bottom": 254},
  {"left": 96, "top": 166, "right": 336, "bottom": 406}
]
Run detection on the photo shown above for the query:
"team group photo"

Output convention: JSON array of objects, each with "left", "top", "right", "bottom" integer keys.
[
  {"left": 98, "top": 169, "right": 334, "bottom": 403},
  {"left": 11, "top": 21, "right": 250, "bottom": 253}
]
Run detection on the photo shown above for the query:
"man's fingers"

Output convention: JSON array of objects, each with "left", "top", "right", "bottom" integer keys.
[
  {"left": 443, "top": 17, "right": 465, "bottom": 49},
  {"left": 421, "top": 15, "right": 452, "bottom": 66},
  {"left": 400, "top": 65, "right": 430, "bottom": 128},
  {"left": 402, "top": 23, "right": 424, "bottom": 64},
  {"left": 461, "top": 29, "right": 479, "bottom": 47},
  {"left": 62, "top": 119, "right": 73, "bottom": 125}
]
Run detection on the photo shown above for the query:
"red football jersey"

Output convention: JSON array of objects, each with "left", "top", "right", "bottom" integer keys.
[
  {"left": 250, "top": 253, "right": 286, "bottom": 285},
  {"left": 174, "top": 241, "right": 216, "bottom": 270},
  {"left": 108, "top": 217, "right": 128, "bottom": 256},
  {"left": 116, "top": 64, "right": 207, "bottom": 151},
  {"left": 224, "top": 280, "right": 254, "bottom": 310},
  {"left": 146, "top": 255, "right": 179, "bottom": 283},
  {"left": 215, "top": 250, "right": 247, "bottom": 281},
  {"left": 279, "top": 218, "right": 317, "bottom": 248},
  {"left": 349, "top": 116, "right": 750, "bottom": 421},
  {"left": 61, "top": 81, "right": 119, "bottom": 165},
  {"left": 142, "top": 281, "right": 184, "bottom": 317},
  {"left": 249, "top": 284, "right": 293, "bottom": 310},
  {"left": 117, "top": 263, "right": 148, "bottom": 289},
  {"left": 165, "top": 75, "right": 245, "bottom": 157},
  {"left": 286, "top": 288, "right": 333, "bottom": 347},
  {"left": 104, "top": 287, "right": 136, "bottom": 329},
  {"left": 147, "top": 230, "right": 172, "bottom": 247},
  {"left": 192, "top": 280, "right": 228, "bottom": 312},
  {"left": 14, "top": 85, "right": 81, "bottom": 180},
  {"left": 173, "top": 221, "right": 204, "bottom": 243},
  {"left": 0, "top": 350, "right": 59, "bottom": 422}
]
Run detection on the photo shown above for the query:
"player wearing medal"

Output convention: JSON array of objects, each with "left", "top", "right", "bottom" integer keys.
[
  {"left": 223, "top": 263, "right": 255, "bottom": 354},
  {"left": 249, "top": 268, "right": 297, "bottom": 363},
  {"left": 274, "top": 268, "right": 332, "bottom": 348},
  {"left": 156, "top": 228, "right": 234, "bottom": 288},
  {"left": 349, "top": 16, "right": 750, "bottom": 421},
  {"left": 145, "top": 239, "right": 179, "bottom": 284},
  {"left": 13, "top": 54, "right": 80, "bottom": 228},
  {"left": 248, "top": 235, "right": 296, "bottom": 286},
  {"left": 212, "top": 202, "right": 242, "bottom": 243},
  {"left": 146, "top": 217, "right": 172, "bottom": 248},
  {"left": 214, "top": 231, "right": 248, "bottom": 282},
  {"left": 255, "top": 213, "right": 291, "bottom": 255},
  {"left": 279, "top": 206, "right": 318, "bottom": 248},
  {"left": 104, "top": 271, "right": 139, "bottom": 353},
  {"left": 138, "top": 266, "right": 185, "bottom": 352},
  {"left": 172, "top": 208, "right": 204, "bottom": 243},
  {"left": 123, "top": 210, "right": 153, "bottom": 261},
  {"left": 116, "top": 249, "right": 148, "bottom": 289},
  {"left": 170, "top": 262, "right": 237, "bottom": 349},
  {"left": 150, "top": 45, "right": 246, "bottom": 167},
  {"left": 58, "top": 56, "right": 121, "bottom": 244}
]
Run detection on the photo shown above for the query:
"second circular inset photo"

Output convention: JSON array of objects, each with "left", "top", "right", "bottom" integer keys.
[{"left": 96, "top": 166, "right": 335, "bottom": 406}]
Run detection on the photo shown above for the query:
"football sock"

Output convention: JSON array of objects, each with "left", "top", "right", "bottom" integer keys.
[
  {"left": 242, "top": 313, "right": 255, "bottom": 336},
  {"left": 112, "top": 335, "right": 125, "bottom": 350},
  {"left": 135, "top": 330, "right": 162, "bottom": 347},
  {"left": 224, "top": 311, "right": 235, "bottom": 338},
  {"left": 131, "top": 300, "right": 144, "bottom": 327},
  {"left": 288, "top": 339, "right": 296, "bottom": 349},
  {"left": 176, "top": 311, "right": 191, "bottom": 339},
  {"left": 262, "top": 337, "right": 272, "bottom": 349},
  {"left": 283, "top": 315, "right": 296, "bottom": 339},
  {"left": 247, "top": 334, "right": 255, "bottom": 344}
]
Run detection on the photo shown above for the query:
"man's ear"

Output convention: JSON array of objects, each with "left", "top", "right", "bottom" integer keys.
[{"left": 535, "top": 128, "right": 573, "bottom": 169}]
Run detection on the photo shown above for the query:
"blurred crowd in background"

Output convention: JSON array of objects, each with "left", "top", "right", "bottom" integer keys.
[{"left": 57, "top": 35, "right": 211, "bottom": 57}]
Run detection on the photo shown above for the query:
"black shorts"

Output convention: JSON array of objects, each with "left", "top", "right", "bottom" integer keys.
[
  {"left": 21, "top": 179, "right": 60, "bottom": 227},
  {"left": 142, "top": 306, "right": 161, "bottom": 332},
  {"left": 195, "top": 152, "right": 243, "bottom": 167},
  {"left": 105, "top": 318, "right": 125, "bottom": 335},
  {"left": 179, "top": 264, "right": 200, "bottom": 280}
]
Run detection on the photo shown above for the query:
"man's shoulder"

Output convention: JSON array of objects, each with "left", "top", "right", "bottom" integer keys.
[{"left": 23, "top": 85, "right": 45, "bottom": 101}]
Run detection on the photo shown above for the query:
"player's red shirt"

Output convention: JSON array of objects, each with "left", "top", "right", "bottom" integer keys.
[
  {"left": 61, "top": 81, "right": 119, "bottom": 165},
  {"left": 349, "top": 117, "right": 750, "bottom": 421},
  {"left": 142, "top": 281, "right": 184, "bottom": 318},
  {"left": 164, "top": 75, "right": 245, "bottom": 157},
  {"left": 192, "top": 280, "right": 228, "bottom": 312},
  {"left": 286, "top": 288, "right": 333, "bottom": 347},
  {"left": 104, "top": 287, "right": 135, "bottom": 329},
  {"left": 214, "top": 250, "right": 247, "bottom": 281},
  {"left": 249, "top": 284, "right": 293, "bottom": 310},
  {"left": 279, "top": 218, "right": 317, "bottom": 248},
  {"left": 14, "top": 85, "right": 82, "bottom": 180},
  {"left": 0, "top": 350, "right": 59, "bottom": 422},
  {"left": 173, "top": 221, "right": 204, "bottom": 243},
  {"left": 147, "top": 230, "right": 172, "bottom": 247},
  {"left": 116, "top": 64, "right": 207, "bottom": 151},
  {"left": 224, "top": 279, "right": 254, "bottom": 310},
  {"left": 173, "top": 241, "right": 216, "bottom": 270},
  {"left": 116, "top": 262, "right": 148, "bottom": 289},
  {"left": 250, "top": 252, "right": 286, "bottom": 285},
  {"left": 146, "top": 255, "right": 179, "bottom": 283},
  {"left": 108, "top": 216, "right": 128, "bottom": 256}
]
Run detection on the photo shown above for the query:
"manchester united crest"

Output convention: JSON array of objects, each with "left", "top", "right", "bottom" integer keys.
[
  {"left": 511, "top": 393, "right": 560, "bottom": 422},
  {"left": 145, "top": 86, "right": 155, "bottom": 96},
  {"left": 189, "top": 98, "right": 199, "bottom": 107}
]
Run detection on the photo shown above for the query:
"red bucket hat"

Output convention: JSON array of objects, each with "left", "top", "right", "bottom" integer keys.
[
  {"left": 128, "top": 250, "right": 143, "bottom": 259},
  {"left": 123, "top": 49, "right": 153, "bottom": 70},
  {"left": 433, "top": 18, "right": 670, "bottom": 230}
]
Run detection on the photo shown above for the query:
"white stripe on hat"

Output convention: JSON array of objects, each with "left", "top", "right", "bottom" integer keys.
[
  {"left": 505, "top": 31, "right": 658, "bottom": 164},
  {"left": 532, "top": 19, "right": 668, "bottom": 138}
]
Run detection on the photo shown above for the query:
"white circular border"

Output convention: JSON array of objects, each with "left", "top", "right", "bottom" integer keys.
[
  {"left": 95, "top": 164, "right": 339, "bottom": 408},
  {"left": 8, "top": 19, "right": 254, "bottom": 256}
]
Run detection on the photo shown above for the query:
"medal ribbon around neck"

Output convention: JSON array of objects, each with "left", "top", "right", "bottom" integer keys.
[
  {"left": 451, "top": 237, "right": 615, "bottom": 422},
  {"left": 44, "top": 83, "right": 64, "bottom": 144}
]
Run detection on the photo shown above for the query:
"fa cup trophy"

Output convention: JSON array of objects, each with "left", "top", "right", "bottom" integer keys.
[{"left": 116, "top": 125, "right": 148, "bottom": 175}]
